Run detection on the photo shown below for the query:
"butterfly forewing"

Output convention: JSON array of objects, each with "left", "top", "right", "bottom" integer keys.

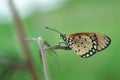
[
  {"left": 66, "top": 33, "right": 111, "bottom": 58},
  {"left": 95, "top": 33, "right": 111, "bottom": 51}
]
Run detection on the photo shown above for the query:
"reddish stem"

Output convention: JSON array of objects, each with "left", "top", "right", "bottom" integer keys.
[
  {"left": 38, "top": 38, "right": 50, "bottom": 80},
  {"left": 9, "top": 0, "right": 39, "bottom": 80}
]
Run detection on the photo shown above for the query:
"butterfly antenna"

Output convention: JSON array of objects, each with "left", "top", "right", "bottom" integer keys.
[{"left": 45, "top": 26, "right": 62, "bottom": 35}]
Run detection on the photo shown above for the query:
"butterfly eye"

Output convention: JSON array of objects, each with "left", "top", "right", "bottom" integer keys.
[{"left": 63, "top": 37, "right": 66, "bottom": 41}]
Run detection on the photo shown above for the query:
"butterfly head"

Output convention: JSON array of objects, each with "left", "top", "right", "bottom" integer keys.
[
  {"left": 45, "top": 27, "right": 68, "bottom": 44},
  {"left": 60, "top": 34, "right": 68, "bottom": 44}
]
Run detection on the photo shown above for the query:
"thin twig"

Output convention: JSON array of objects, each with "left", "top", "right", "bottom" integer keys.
[
  {"left": 45, "top": 45, "right": 71, "bottom": 50},
  {"left": 16, "top": 36, "right": 71, "bottom": 50},
  {"left": 16, "top": 36, "right": 37, "bottom": 41},
  {"left": 37, "top": 37, "right": 50, "bottom": 80},
  {"left": 9, "top": 0, "right": 39, "bottom": 80}
]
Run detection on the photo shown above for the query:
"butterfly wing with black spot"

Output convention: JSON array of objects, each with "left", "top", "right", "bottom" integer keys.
[
  {"left": 66, "top": 33, "right": 97, "bottom": 58},
  {"left": 66, "top": 33, "right": 111, "bottom": 58}
]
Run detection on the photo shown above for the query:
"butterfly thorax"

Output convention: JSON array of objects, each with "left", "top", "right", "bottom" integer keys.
[
  {"left": 60, "top": 34, "right": 69, "bottom": 45},
  {"left": 60, "top": 34, "right": 74, "bottom": 46}
]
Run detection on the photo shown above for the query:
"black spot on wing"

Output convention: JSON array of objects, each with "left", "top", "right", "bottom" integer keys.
[
  {"left": 84, "top": 38, "right": 87, "bottom": 41},
  {"left": 79, "top": 36, "right": 81, "bottom": 39},
  {"left": 75, "top": 50, "right": 77, "bottom": 52},
  {"left": 77, "top": 45, "right": 80, "bottom": 47},
  {"left": 81, "top": 42, "right": 83, "bottom": 44},
  {"left": 78, "top": 49, "right": 80, "bottom": 52}
]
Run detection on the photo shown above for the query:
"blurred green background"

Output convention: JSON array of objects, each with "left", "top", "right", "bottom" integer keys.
[{"left": 0, "top": 0, "right": 120, "bottom": 80}]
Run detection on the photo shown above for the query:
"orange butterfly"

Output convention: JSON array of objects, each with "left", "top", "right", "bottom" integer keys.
[{"left": 45, "top": 27, "right": 111, "bottom": 58}]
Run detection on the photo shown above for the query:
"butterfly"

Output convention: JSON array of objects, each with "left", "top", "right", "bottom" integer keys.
[{"left": 45, "top": 27, "right": 111, "bottom": 58}]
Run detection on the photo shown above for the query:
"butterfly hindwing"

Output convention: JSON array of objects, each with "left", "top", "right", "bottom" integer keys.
[{"left": 66, "top": 33, "right": 97, "bottom": 58}]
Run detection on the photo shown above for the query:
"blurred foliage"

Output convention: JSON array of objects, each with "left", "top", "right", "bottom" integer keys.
[{"left": 0, "top": 0, "right": 120, "bottom": 80}]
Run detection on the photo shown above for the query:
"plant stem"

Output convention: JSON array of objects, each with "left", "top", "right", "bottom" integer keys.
[
  {"left": 45, "top": 45, "right": 71, "bottom": 50},
  {"left": 9, "top": 0, "right": 39, "bottom": 80},
  {"left": 37, "top": 37, "right": 50, "bottom": 80}
]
